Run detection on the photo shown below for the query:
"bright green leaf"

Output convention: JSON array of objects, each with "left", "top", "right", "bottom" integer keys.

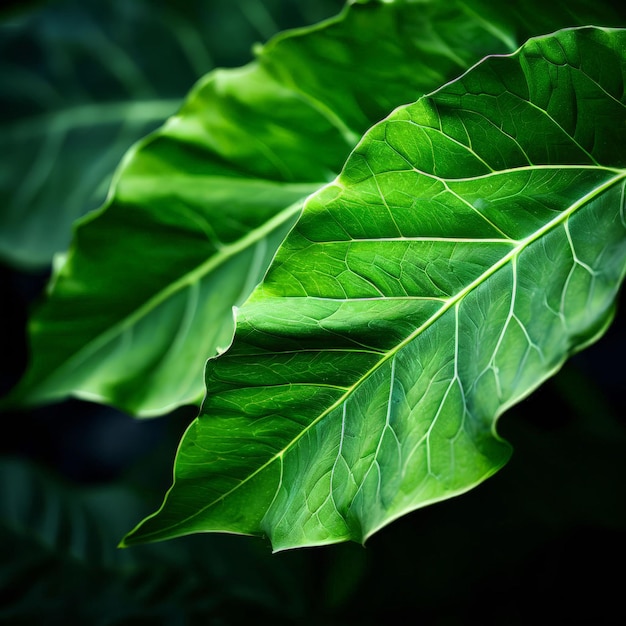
[
  {"left": 5, "top": 0, "right": 623, "bottom": 416},
  {"left": 122, "top": 27, "right": 626, "bottom": 550}
]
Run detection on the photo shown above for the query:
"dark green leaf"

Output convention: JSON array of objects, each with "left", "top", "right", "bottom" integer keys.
[
  {"left": 0, "top": 457, "right": 308, "bottom": 622},
  {"left": 0, "top": 0, "right": 345, "bottom": 271},
  {"left": 0, "top": 0, "right": 212, "bottom": 269}
]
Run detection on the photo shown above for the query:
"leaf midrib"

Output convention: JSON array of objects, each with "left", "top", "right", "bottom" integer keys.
[
  {"left": 151, "top": 165, "right": 625, "bottom": 540},
  {"left": 27, "top": 189, "right": 320, "bottom": 404}
]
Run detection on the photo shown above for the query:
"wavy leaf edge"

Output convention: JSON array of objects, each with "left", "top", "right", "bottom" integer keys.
[{"left": 120, "top": 25, "right": 626, "bottom": 551}]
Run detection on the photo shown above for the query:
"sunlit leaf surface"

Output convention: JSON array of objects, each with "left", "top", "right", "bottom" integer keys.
[{"left": 123, "top": 27, "right": 626, "bottom": 550}]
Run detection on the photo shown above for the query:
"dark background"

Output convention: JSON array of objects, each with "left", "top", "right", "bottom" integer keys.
[{"left": 1, "top": 1, "right": 625, "bottom": 624}]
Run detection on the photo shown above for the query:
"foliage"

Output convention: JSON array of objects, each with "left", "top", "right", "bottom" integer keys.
[
  {"left": 0, "top": 0, "right": 340, "bottom": 270},
  {"left": 122, "top": 23, "right": 626, "bottom": 550},
  {"left": 1, "top": 1, "right": 625, "bottom": 616},
  {"left": 6, "top": 0, "right": 625, "bottom": 416}
]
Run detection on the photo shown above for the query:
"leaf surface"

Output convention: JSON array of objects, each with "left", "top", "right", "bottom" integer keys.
[
  {"left": 122, "top": 27, "right": 626, "bottom": 550},
  {"left": 6, "top": 0, "right": 624, "bottom": 416}
]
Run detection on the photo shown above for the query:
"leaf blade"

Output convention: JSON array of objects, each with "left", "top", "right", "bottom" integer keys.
[
  {"left": 0, "top": 0, "right": 218, "bottom": 269},
  {"left": 122, "top": 26, "right": 626, "bottom": 550}
]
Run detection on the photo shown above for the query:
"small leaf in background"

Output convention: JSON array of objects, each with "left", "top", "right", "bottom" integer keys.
[
  {"left": 122, "top": 26, "right": 626, "bottom": 550},
  {"left": 5, "top": 0, "right": 624, "bottom": 416}
]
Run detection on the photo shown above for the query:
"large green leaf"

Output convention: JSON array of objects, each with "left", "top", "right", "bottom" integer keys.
[
  {"left": 5, "top": 0, "right": 623, "bottom": 416},
  {"left": 122, "top": 27, "right": 626, "bottom": 550}
]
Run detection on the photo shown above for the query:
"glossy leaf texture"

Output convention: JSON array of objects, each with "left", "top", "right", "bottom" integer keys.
[
  {"left": 122, "top": 27, "right": 626, "bottom": 550},
  {"left": 5, "top": 0, "right": 624, "bottom": 416}
]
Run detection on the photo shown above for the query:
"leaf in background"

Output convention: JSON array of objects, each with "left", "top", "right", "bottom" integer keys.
[
  {"left": 6, "top": 0, "right": 623, "bottom": 416},
  {"left": 0, "top": 0, "right": 213, "bottom": 269},
  {"left": 122, "top": 27, "right": 626, "bottom": 550},
  {"left": 0, "top": 457, "right": 309, "bottom": 622}
]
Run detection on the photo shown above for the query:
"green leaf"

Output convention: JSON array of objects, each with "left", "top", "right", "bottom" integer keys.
[
  {"left": 6, "top": 0, "right": 623, "bottom": 416},
  {"left": 122, "top": 27, "right": 626, "bottom": 550}
]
